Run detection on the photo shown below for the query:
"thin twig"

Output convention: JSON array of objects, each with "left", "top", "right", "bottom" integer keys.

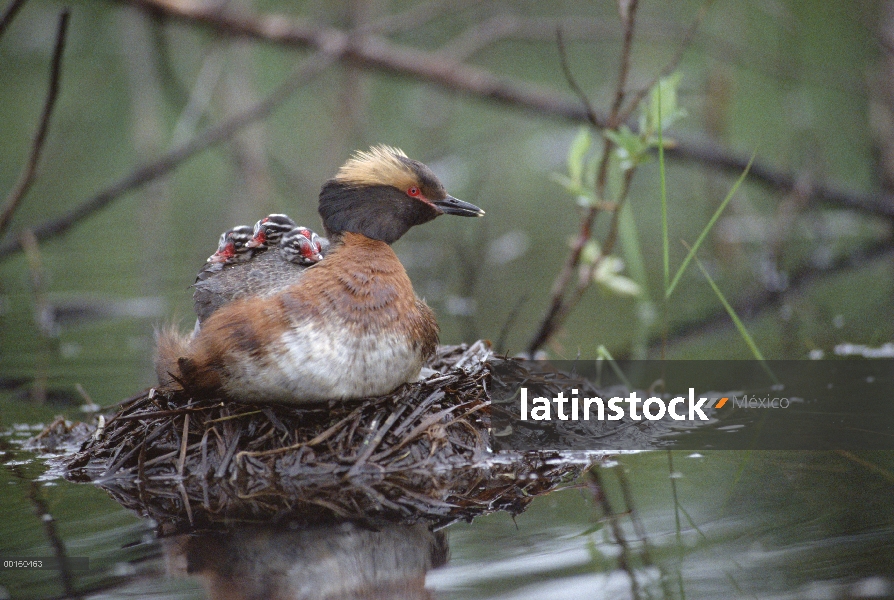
[
  {"left": 576, "top": 168, "right": 636, "bottom": 292},
  {"left": 440, "top": 15, "right": 689, "bottom": 62},
  {"left": 177, "top": 413, "right": 190, "bottom": 476},
  {"left": 607, "top": 0, "right": 639, "bottom": 127},
  {"left": 588, "top": 467, "right": 642, "bottom": 600},
  {"left": 346, "top": 402, "right": 408, "bottom": 477},
  {"left": 549, "top": 169, "right": 636, "bottom": 332},
  {"left": 556, "top": 26, "right": 601, "bottom": 128},
  {"left": 0, "top": 10, "right": 69, "bottom": 239},
  {"left": 0, "top": 0, "right": 28, "bottom": 40},
  {"left": 0, "top": 1, "right": 889, "bottom": 262},
  {"left": 649, "top": 237, "right": 894, "bottom": 356},
  {"left": 28, "top": 482, "right": 80, "bottom": 599},
  {"left": 148, "top": 13, "right": 191, "bottom": 108},
  {"left": 494, "top": 292, "right": 529, "bottom": 354},
  {"left": 616, "top": 0, "right": 712, "bottom": 124},
  {"left": 0, "top": 51, "right": 333, "bottom": 260},
  {"left": 111, "top": 0, "right": 894, "bottom": 219},
  {"left": 527, "top": 5, "right": 641, "bottom": 355},
  {"left": 614, "top": 464, "right": 675, "bottom": 599}
]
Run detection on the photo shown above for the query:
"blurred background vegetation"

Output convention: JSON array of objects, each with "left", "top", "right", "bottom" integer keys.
[{"left": 0, "top": 0, "right": 892, "bottom": 412}]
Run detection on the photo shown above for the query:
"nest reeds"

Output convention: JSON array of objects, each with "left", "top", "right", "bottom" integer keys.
[{"left": 62, "top": 342, "right": 585, "bottom": 531}]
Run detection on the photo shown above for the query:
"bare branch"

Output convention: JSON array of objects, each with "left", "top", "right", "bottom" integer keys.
[
  {"left": 113, "top": 0, "right": 894, "bottom": 221},
  {"left": 527, "top": 4, "right": 645, "bottom": 355},
  {"left": 0, "top": 0, "right": 28, "bottom": 40},
  {"left": 556, "top": 26, "right": 601, "bottom": 128},
  {"left": 123, "top": 0, "right": 597, "bottom": 121},
  {"left": 442, "top": 16, "right": 624, "bottom": 61},
  {"left": 608, "top": 0, "right": 639, "bottom": 126},
  {"left": 0, "top": 10, "right": 69, "bottom": 239},
  {"left": 0, "top": 52, "right": 333, "bottom": 260},
  {"left": 671, "top": 132, "right": 894, "bottom": 217},
  {"left": 3, "top": 0, "right": 890, "bottom": 262},
  {"left": 651, "top": 239, "right": 894, "bottom": 357},
  {"left": 617, "top": 0, "right": 711, "bottom": 124}
]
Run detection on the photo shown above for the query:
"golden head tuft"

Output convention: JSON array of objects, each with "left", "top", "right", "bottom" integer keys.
[{"left": 333, "top": 145, "right": 417, "bottom": 189}]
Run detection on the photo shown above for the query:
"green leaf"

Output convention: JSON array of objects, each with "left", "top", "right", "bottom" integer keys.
[
  {"left": 642, "top": 72, "right": 687, "bottom": 137},
  {"left": 598, "top": 273, "right": 642, "bottom": 297},
  {"left": 580, "top": 239, "right": 601, "bottom": 263},
  {"left": 584, "top": 153, "right": 599, "bottom": 189},
  {"left": 605, "top": 126, "right": 648, "bottom": 171},
  {"left": 549, "top": 172, "right": 594, "bottom": 203}
]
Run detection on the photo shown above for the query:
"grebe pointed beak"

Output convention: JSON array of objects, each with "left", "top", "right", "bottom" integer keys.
[{"left": 433, "top": 195, "right": 485, "bottom": 217}]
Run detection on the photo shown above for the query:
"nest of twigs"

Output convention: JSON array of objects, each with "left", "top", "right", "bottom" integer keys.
[{"left": 62, "top": 342, "right": 585, "bottom": 531}]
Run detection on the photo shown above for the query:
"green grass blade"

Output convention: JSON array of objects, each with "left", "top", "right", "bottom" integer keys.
[
  {"left": 692, "top": 253, "right": 762, "bottom": 360},
  {"left": 659, "top": 86, "right": 669, "bottom": 292},
  {"left": 596, "top": 345, "right": 632, "bottom": 389},
  {"left": 665, "top": 152, "right": 756, "bottom": 299},
  {"left": 690, "top": 252, "right": 777, "bottom": 383}
]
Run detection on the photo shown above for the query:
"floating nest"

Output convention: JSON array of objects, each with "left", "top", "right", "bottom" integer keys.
[{"left": 61, "top": 342, "right": 590, "bottom": 532}]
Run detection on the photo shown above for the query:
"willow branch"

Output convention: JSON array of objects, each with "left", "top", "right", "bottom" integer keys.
[
  {"left": 123, "top": 0, "right": 593, "bottom": 123},
  {"left": 607, "top": 0, "right": 639, "bottom": 127},
  {"left": 0, "top": 10, "right": 68, "bottom": 239},
  {"left": 526, "top": 4, "right": 641, "bottom": 354},
  {"left": 617, "top": 0, "right": 711, "bottom": 124},
  {"left": 116, "top": 0, "right": 894, "bottom": 220},
  {"left": 556, "top": 26, "right": 601, "bottom": 128},
  {"left": 3, "top": 0, "right": 891, "bottom": 262}
]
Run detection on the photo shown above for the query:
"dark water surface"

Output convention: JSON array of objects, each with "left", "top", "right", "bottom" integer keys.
[{"left": 2, "top": 425, "right": 893, "bottom": 599}]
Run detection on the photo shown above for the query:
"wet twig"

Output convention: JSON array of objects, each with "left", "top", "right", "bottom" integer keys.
[
  {"left": 28, "top": 482, "right": 81, "bottom": 599},
  {"left": 615, "top": 465, "right": 675, "bottom": 599},
  {"left": 588, "top": 468, "right": 642, "bottom": 600},
  {"left": 0, "top": 10, "right": 69, "bottom": 239}
]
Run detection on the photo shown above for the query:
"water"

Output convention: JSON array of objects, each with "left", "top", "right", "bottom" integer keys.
[{"left": 2, "top": 418, "right": 893, "bottom": 600}]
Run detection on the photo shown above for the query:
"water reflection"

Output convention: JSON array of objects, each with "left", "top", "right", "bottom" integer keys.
[
  {"left": 4, "top": 433, "right": 894, "bottom": 599},
  {"left": 163, "top": 522, "right": 447, "bottom": 600}
]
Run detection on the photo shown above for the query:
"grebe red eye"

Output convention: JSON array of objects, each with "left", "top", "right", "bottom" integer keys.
[{"left": 407, "top": 186, "right": 420, "bottom": 197}]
